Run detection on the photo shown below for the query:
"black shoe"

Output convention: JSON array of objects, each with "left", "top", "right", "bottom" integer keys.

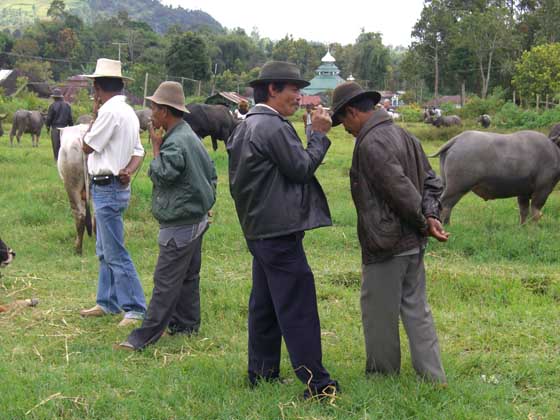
[{"left": 303, "top": 380, "right": 340, "bottom": 401}]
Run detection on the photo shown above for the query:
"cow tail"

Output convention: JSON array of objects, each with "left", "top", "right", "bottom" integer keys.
[
  {"left": 85, "top": 200, "right": 93, "bottom": 236},
  {"left": 439, "top": 153, "right": 447, "bottom": 188}
]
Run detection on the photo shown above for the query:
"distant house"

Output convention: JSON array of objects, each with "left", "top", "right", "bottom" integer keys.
[
  {"left": 205, "top": 91, "right": 252, "bottom": 111},
  {"left": 0, "top": 69, "right": 17, "bottom": 95},
  {"left": 300, "top": 95, "right": 322, "bottom": 107}
]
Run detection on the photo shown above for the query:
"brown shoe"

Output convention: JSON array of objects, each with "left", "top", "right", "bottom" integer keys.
[
  {"left": 80, "top": 304, "right": 106, "bottom": 317},
  {"left": 118, "top": 317, "right": 141, "bottom": 328}
]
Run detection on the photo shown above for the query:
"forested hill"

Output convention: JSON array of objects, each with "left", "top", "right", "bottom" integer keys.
[{"left": 0, "top": 0, "right": 222, "bottom": 34}]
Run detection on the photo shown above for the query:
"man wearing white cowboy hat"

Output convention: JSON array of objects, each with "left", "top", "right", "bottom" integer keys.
[
  {"left": 45, "top": 87, "right": 73, "bottom": 160},
  {"left": 79, "top": 58, "right": 147, "bottom": 327},
  {"left": 117, "top": 81, "right": 217, "bottom": 351}
]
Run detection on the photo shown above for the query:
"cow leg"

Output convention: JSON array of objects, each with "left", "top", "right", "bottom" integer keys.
[
  {"left": 211, "top": 137, "right": 218, "bottom": 151},
  {"left": 440, "top": 188, "right": 469, "bottom": 225},
  {"left": 529, "top": 188, "right": 553, "bottom": 223},
  {"left": 65, "top": 184, "right": 86, "bottom": 254},
  {"left": 517, "top": 196, "right": 530, "bottom": 224}
]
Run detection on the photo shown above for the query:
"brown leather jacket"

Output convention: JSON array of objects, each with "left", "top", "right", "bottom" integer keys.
[{"left": 350, "top": 110, "right": 443, "bottom": 264}]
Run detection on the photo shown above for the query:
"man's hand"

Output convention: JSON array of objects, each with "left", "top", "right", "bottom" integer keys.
[
  {"left": 427, "top": 217, "right": 449, "bottom": 242},
  {"left": 311, "top": 105, "right": 332, "bottom": 134},
  {"left": 149, "top": 123, "right": 164, "bottom": 157},
  {"left": 118, "top": 167, "right": 132, "bottom": 186}
]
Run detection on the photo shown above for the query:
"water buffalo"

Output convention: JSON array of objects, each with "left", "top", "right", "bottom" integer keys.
[
  {"left": 58, "top": 124, "right": 93, "bottom": 254},
  {"left": 432, "top": 115, "right": 462, "bottom": 127},
  {"left": 478, "top": 114, "right": 491, "bottom": 128},
  {"left": 183, "top": 103, "right": 238, "bottom": 151},
  {"left": 10, "top": 110, "right": 45, "bottom": 147},
  {"left": 430, "top": 130, "right": 560, "bottom": 224},
  {"left": 0, "top": 113, "right": 7, "bottom": 137},
  {"left": 548, "top": 123, "right": 560, "bottom": 142},
  {"left": 76, "top": 114, "right": 94, "bottom": 125},
  {"left": 135, "top": 108, "right": 152, "bottom": 132}
]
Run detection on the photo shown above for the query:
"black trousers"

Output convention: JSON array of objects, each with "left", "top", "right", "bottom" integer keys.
[
  {"left": 50, "top": 127, "right": 61, "bottom": 161},
  {"left": 246, "top": 232, "right": 334, "bottom": 391},
  {"left": 127, "top": 235, "right": 203, "bottom": 349}
]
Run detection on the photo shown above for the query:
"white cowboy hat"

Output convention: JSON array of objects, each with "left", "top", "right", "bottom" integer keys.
[{"left": 83, "top": 58, "right": 133, "bottom": 81}]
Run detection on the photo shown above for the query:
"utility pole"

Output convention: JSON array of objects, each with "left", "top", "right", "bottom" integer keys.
[
  {"left": 142, "top": 73, "right": 149, "bottom": 108},
  {"left": 112, "top": 42, "right": 127, "bottom": 61}
]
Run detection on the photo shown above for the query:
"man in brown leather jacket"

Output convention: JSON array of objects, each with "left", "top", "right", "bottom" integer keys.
[{"left": 331, "top": 81, "right": 449, "bottom": 384}]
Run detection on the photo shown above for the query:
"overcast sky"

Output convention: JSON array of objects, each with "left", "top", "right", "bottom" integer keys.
[{"left": 161, "top": 1, "right": 425, "bottom": 47}]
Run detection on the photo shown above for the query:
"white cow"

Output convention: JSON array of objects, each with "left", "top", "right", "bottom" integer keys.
[{"left": 58, "top": 124, "right": 93, "bottom": 254}]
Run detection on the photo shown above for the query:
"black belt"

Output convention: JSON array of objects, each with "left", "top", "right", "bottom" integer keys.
[{"left": 91, "top": 174, "right": 117, "bottom": 185}]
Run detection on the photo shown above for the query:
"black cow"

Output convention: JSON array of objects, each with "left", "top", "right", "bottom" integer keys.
[
  {"left": 0, "top": 237, "right": 15, "bottom": 268},
  {"left": 183, "top": 104, "right": 239, "bottom": 151}
]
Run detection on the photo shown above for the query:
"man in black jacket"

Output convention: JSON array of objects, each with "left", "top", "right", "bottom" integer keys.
[
  {"left": 227, "top": 61, "right": 338, "bottom": 399},
  {"left": 45, "top": 88, "right": 73, "bottom": 161},
  {"left": 331, "top": 82, "right": 449, "bottom": 384}
]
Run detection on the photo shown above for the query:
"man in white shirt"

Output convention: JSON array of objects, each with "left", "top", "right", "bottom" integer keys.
[{"left": 79, "top": 59, "right": 147, "bottom": 327}]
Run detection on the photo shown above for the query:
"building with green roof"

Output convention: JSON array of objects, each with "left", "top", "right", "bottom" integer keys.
[{"left": 302, "top": 50, "right": 345, "bottom": 95}]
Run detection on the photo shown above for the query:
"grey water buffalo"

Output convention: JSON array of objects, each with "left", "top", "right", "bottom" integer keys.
[
  {"left": 58, "top": 125, "right": 93, "bottom": 254},
  {"left": 478, "top": 114, "right": 491, "bottom": 128},
  {"left": 183, "top": 103, "right": 238, "bottom": 151},
  {"left": 10, "top": 110, "right": 45, "bottom": 147},
  {"left": 430, "top": 130, "right": 560, "bottom": 224},
  {"left": 135, "top": 108, "right": 152, "bottom": 131},
  {"left": 76, "top": 114, "right": 93, "bottom": 125},
  {"left": 432, "top": 115, "right": 462, "bottom": 127},
  {"left": 548, "top": 123, "right": 560, "bottom": 142},
  {"left": 0, "top": 113, "right": 7, "bottom": 137}
]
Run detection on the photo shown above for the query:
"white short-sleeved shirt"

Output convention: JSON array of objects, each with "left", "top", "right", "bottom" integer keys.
[{"left": 84, "top": 95, "right": 144, "bottom": 176}]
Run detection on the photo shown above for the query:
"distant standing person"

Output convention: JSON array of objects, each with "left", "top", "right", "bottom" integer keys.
[
  {"left": 117, "top": 81, "right": 217, "bottom": 351},
  {"left": 331, "top": 82, "right": 448, "bottom": 384},
  {"left": 228, "top": 61, "right": 339, "bottom": 399},
  {"left": 234, "top": 100, "right": 249, "bottom": 120},
  {"left": 79, "top": 58, "right": 147, "bottom": 327},
  {"left": 45, "top": 88, "right": 73, "bottom": 160}
]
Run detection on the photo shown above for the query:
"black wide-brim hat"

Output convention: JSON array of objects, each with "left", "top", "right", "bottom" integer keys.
[
  {"left": 250, "top": 61, "right": 309, "bottom": 88},
  {"left": 331, "top": 82, "right": 381, "bottom": 126}
]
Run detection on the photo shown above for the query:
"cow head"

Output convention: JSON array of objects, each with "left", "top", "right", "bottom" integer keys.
[{"left": 0, "top": 237, "right": 15, "bottom": 268}]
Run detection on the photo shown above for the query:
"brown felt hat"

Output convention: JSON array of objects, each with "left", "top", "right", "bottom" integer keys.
[
  {"left": 145, "top": 81, "right": 189, "bottom": 113},
  {"left": 249, "top": 61, "right": 309, "bottom": 88},
  {"left": 331, "top": 82, "right": 381, "bottom": 126}
]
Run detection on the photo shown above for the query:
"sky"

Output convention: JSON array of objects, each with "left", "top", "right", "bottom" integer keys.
[{"left": 161, "top": 1, "right": 425, "bottom": 47}]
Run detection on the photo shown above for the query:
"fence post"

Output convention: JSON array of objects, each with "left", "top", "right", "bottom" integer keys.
[
  {"left": 536, "top": 94, "right": 540, "bottom": 111},
  {"left": 142, "top": 73, "right": 149, "bottom": 108}
]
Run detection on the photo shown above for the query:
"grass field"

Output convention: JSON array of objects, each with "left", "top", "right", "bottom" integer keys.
[{"left": 0, "top": 121, "right": 559, "bottom": 419}]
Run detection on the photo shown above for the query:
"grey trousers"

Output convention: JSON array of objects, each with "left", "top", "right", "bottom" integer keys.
[
  {"left": 50, "top": 128, "right": 61, "bottom": 161},
  {"left": 127, "top": 235, "right": 203, "bottom": 349},
  {"left": 361, "top": 251, "right": 446, "bottom": 383}
]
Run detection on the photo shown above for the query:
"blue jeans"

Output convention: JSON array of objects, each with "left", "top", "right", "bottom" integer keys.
[{"left": 92, "top": 179, "right": 146, "bottom": 319}]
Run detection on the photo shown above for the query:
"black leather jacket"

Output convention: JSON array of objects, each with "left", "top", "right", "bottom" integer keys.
[
  {"left": 350, "top": 110, "right": 443, "bottom": 264},
  {"left": 227, "top": 105, "right": 332, "bottom": 240},
  {"left": 46, "top": 100, "right": 73, "bottom": 128}
]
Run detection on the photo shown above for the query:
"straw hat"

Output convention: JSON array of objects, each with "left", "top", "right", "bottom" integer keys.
[
  {"left": 331, "top": 82, "right": 381, "bottom": 126},
  {"left": 83, "top": 58, "right": 133, "bottom": 81},
  {"left": 145, "top": 81, "right": 189, "bottom": 113}
]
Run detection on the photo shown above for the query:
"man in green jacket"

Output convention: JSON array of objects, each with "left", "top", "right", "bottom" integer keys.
[{"left": 118, "top": 81, "right": 217, "bottom": 350}]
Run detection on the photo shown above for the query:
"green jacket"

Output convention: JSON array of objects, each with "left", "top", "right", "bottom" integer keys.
[{"left": 149, "top": 120, "right": 217, "bottom": 227}]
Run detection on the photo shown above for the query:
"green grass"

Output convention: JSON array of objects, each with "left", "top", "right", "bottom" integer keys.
[{"left": 0, "top": 122, "right": 558, "bottom": 419}]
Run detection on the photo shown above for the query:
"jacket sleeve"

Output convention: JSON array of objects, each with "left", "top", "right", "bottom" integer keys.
[
  {"left": 45, "top": 104, "right": 54, "bottom": 128},
  {"left": 262, "top": 122, "right": 330, "bottom": 184},
  {"left": 148, "top": 140, "right": 186, "bottom": 186},
  {"left": 68, "top": 105, "right": 73, "bottom": 126},
  {"left": 421, "top": 151, "right": 443, "bottom": 220},
  {"left": 362, "top": 138, "right": 428, "bottom": 233}
]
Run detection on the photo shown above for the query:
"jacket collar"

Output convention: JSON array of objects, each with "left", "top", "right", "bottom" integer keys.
[
  {"left": 246, "top": 104, "right": 290, "bottom": 123},
  {"left": 355, "top": 109, "right": 393, "bottom": 147},
  {"left": 163, "top": 119, "right": 186, "bottom": 141}
]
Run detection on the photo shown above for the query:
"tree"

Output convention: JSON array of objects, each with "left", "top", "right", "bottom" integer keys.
[
  {"left": 351, "top": 31, "right": 390, "bottom": 90},
  {"left": 47, "top": 0, "right": 67, "bottom": 21},
  {"left": 512, "top": 43, "right": 560, "bottom": 102},
  {"left": 166, "top": 32, "right": 211, "bottom": 81}
]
